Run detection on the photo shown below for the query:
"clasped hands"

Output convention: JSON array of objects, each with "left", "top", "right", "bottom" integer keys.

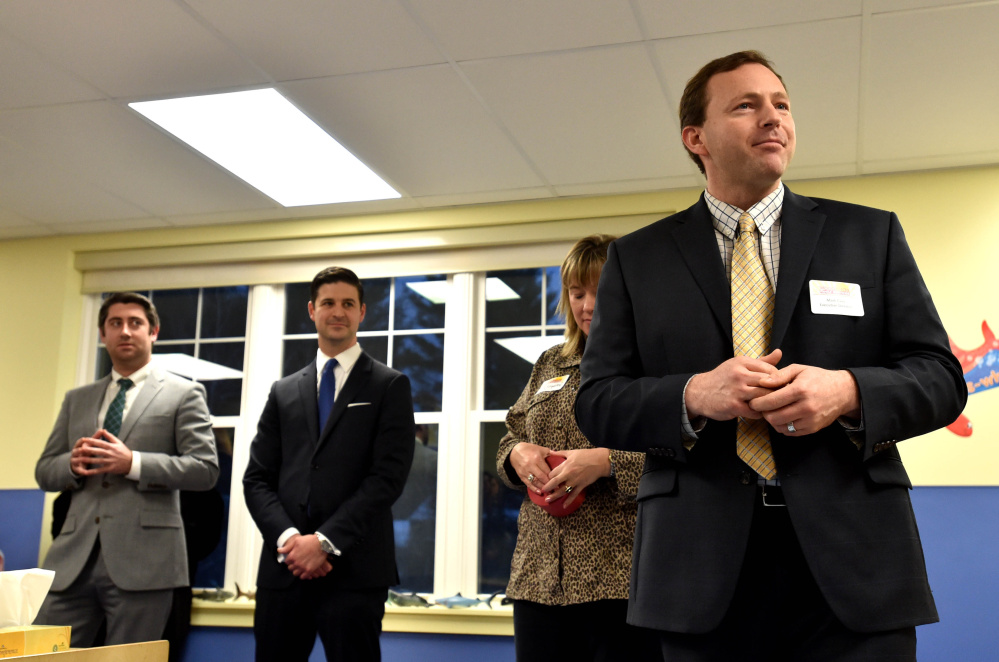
[
  {"left": 685, "top": 349, "right": 861, "bottom": 436},
  {"left": 510, "top": 442, "right": 610, "bottom": 507},
  {"left": 279, "top": 533, "right": 332, "bottom": 580},
  {"left": 69, "top": 430, "right": 133, "bottom": 476}
]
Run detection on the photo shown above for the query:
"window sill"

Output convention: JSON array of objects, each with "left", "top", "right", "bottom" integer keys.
[{"left": 190, "top": 598, "right": 513, "bottom": 636}]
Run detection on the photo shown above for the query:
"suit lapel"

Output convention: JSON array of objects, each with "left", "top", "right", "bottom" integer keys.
[
  {"left": 671, "top": 198, "right": 732, "bottom": 338},
  {"left": 316, "top": 352, "right": 372, "bottom": 452},
  {"left": 118, "top": 368, "right": 162, "bottom": 441},
  {"left": 299, "top": 362, "right": 320, "bottom": 444},
  {"left": 86, "top": 376, "right": 112, "bottom": 431},
  {"left": 771, "top": 189, "right": 825, "bottom": 350}
]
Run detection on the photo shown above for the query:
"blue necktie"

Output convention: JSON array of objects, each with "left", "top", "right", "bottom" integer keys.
[
  {"left": 104, "top": 378, "right": 133, "bottom": 437},
  {"left": 318, "top": 359, "right": 338, "bottom": 431}
]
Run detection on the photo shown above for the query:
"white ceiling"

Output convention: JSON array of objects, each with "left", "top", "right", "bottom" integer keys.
[{"left": 1, "top": 0, "right": 997, "bottom": 239}]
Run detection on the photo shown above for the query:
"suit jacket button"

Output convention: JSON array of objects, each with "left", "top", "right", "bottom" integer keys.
[
  {"left": 94, "top": 517, "right": 100, "bottom": 524},
  {"left": 102, "top": 481, "right": 110, "bottom": 488},
  {"left": 664, "top": 448, "right": 676, "bottom": 459},
  {"left": 312, "top": 464, "right": 319, "bottom": 470},
  {"left": 739, "top": 472, "right": 753, "bottom": 485}
]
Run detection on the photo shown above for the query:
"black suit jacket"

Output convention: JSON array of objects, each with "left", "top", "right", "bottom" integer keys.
[
  {"left": 576, "top": 188, "right": 966, "bottom": 634},
  {"left": 243, "top": 351, "right": 415, "bottom": 590}
]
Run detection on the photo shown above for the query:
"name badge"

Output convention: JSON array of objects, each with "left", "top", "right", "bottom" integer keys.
[
  {"left": 536, "top": 375, "right": 569, "bottom": 394},
  {"left": 809, "top": 280, "right": 864, "bottom": 317}
]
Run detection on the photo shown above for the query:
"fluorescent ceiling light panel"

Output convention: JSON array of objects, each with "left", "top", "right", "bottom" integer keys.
[
  {"left": 494, "top": 335, "right": 564, "bottom": 364},
  {"left": 153, "top": 353, "right": 244, "bottom": 381},
  {"left": 406, "top": 277, "right": 521, "bottom": 305},
  {"left": 130, "top": 88, "right": 400, "bottom": 207}
]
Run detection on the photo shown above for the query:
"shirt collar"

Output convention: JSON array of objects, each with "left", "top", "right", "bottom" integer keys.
[
  {"left": 705, "top": 184, "right": 784, "bottom": 240},
  {"left": 316, "top": 342, "right": 363, "bottom": 374},
  {"left": 110, "top": 361, "right": 151, "bottom": 388}
]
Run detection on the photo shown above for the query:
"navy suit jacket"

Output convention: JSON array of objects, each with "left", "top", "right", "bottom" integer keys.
[
  {"left": 244, "top": 351, "right": 415, "bottom": 590},
  {"left": 576, "top": 188, "right": 966, "bottom": 634}
]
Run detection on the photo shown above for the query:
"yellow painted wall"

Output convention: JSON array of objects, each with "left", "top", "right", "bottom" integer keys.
[{"left": 1, "top": 166, "right": 996, "bottom": 493}]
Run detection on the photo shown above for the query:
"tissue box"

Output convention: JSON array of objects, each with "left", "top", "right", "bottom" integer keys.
[{"left": 0, "top": 625, "right": 71, "bottom": 657}]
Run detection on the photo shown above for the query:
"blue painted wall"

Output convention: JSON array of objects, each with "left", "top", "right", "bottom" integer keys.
[{"left": 3, "top": 487, "right": 995, "bottom": 660}]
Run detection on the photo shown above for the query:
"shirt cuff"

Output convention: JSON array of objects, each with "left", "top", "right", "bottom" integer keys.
[
  {"left": 125, "top": 450, "right": 142, "bottom": 481},
  {"left": 276, "top": 527, "right": 300, "bottom": 563},
  {"left": 681, "top": 376, "right": 706, "bottom": 449}
]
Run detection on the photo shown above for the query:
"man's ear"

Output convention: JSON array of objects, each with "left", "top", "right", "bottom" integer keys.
[
  {"left": 149, "top": 326, "right": 160, "bottom": 343},
  {"left": 681, "top": 125, "right": 708, "bottom": 157}
]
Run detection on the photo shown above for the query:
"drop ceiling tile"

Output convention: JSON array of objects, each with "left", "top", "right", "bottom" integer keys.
[
  {"left": 282, "top": 65, "right": 546, "bottom": 197},
  {"left": 0, "top": 34, "right": 102, "bottom": 109},
  {"left": 0, "top": 0, "right": 265, "bottom": 98},
  {"left": 864, "top": 4, "right": 999, "bottom": 165},
  {"left": 408, "top": 0, "right": 642, "bottom": 60},
  {"left": 186, "top": 0, "right": 445, "bottom": 79},
  {"left": 634, "top": 0, "right": 861, "bottom": 39},
  {"left": 0, "top": 101, "right": 278, "bottom": 217},
  {"left": 460, "top": 44, "right": 683, "bottom": 187},
  {"left": 651, "top": 18, "right": 863, "bottom": 175}
]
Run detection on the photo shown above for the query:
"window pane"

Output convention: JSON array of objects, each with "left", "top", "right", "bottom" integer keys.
[
  {"left": 479, "top": 421, "right": 520, "bottom": 594},
  {"left": 362, "top": 278, "right": 391, "bottom": 332},
  {"left": 392, "top": 334, "right": 443, "bottom": 413},
  {"left": 395, "top": 276, "right": 446, "bottom": 331},
  {"left": 391, "top": 423, "right": 438, "bottom": 593},
  {"left": 191, "top": 426, "right": 233, "bottom": 588},
  {"left": 283, "top": 283, "right": 314, "bottom": 335},
  {"left": 546, "top": 265, "right": 562, "bottom": 324},
  {"left": 150, "top": 289, "right": 198, "bottom": 340},
  {"left": 282, "top": 338, "right": 316, "bottom": 377},
  {"left": 484, "top": 331, "right": 540, "bottom": 410},
  {"left": 486, "top": 269, "right": 542, "bottom": 327},
  {"left": 199, "top": 342, "right": 245, "bottom": 416},
  {"left": 360, "top": 336, "right": 388, "bottom": 366},
  {"left": 200, "top": 286, "right": 249, "bottom": 339}
]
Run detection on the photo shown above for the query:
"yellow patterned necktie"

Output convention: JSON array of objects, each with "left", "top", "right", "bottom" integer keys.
[{"left": 731, "top": 213, "right": 777, "bottom": 479}]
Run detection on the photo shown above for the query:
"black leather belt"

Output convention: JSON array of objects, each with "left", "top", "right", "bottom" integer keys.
[{"left": 758, "top": 484, "right": 786, "bottom": 507}]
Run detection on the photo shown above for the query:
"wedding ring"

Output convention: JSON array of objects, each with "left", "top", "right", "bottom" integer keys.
[
  {"left": 564, "top": 485, "right": 574, "bottom": 494},
  {"left": 787, "top": 422, "right": 796, "bottom": 433},
  {"left": 527, "top": 473, "right": 535, "bottom": 484}
]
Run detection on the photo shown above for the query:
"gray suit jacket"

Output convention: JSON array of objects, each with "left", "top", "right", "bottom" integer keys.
[{"left": 36, "top": 366, "right": 219, "bottom": 592}]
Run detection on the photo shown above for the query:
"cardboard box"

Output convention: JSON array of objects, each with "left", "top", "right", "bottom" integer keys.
[{"left": 0, "top": 625, "right": 71, "bottom": 658}]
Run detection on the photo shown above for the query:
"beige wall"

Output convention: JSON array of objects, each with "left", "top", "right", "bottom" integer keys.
[{"left": 2, "top": 165, "right": 996, "bottom": 492}]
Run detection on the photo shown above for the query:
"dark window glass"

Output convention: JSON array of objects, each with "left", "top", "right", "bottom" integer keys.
[
  {"left": 362, "top": 278, "right": 391, "bottom": 332},
  {"left": 479, "top": 421, "right": 521, "bottom": 594},
  {"left": 283, "top": 283, "right": 314, "bottom": 335},
  {"left": 546, "top": 265, "right": 562, "bottom": 323},
  {"left": 391, "top": 423, "right": 438, "bottom": 593},
  {"left": 394, "top": 276, "right": 446, "bottom": 331},
  {"left": 200, "top": 286, "right": 249, "bottom": 339},
  {"left": 484, "top": 330, "right": 539, "bottom": 410},
  {"left": 282, "top": 339, "right": 316, "bottom": 377},
  {"left": 486, "top": 269, "right": 542, "bottom": 327},
  {"left": 360, "top": 336, "right": 388, "bottom": 366},
  {"left": 192, "top": 426, "right": 233, "bottom": 588},
  {"left": 392, "top": 334, "right": 444, "bottom": 413},
  {"left": 150, "top": 289, "right": 198, "bottom": 341}
]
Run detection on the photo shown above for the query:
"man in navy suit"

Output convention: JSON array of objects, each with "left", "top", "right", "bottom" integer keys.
[
  {"left": 575, "top": 51, "right": 966, "bottom": 661},
  {"left": 244, "top": 266, "right": 414, "bottom": 662}
]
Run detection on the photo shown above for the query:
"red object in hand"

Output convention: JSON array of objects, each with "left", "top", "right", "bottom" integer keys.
[{"left": 528, "top": 454, "right": 585, "bottom": 517}]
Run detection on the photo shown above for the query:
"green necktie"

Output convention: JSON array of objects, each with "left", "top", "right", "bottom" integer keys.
[{"left": 104, "top": 378, "right": 134, "bottom": 437}]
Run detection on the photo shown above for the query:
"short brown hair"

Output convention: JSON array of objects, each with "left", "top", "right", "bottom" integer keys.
[
  {"left": 557, "top": 234, "right": 615, "bottom": 358},
  {"left": 310, "top": 266, "right": 364, "bottom": 305},
  {"left": 679, "top": 50, "right": 785, "bottom": 174},
  {"left": 98, "top": 292, "right": 160, "bottom": 331}
]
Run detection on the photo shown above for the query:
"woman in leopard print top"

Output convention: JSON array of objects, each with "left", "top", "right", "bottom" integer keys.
[{"left": 497, "top": 235, "right": 661, "bottom": 662}]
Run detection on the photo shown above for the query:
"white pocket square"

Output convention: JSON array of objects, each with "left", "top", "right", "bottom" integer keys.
[{"left": 347, "top": 402, "right": 372, "bottom": 408}]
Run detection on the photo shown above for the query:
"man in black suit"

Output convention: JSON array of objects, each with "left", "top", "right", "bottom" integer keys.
[
  {"left": 575, "top": 51, "right": 966, "bottom": 661},
  {"left": 244, "top": 267, "right": 415, "bottom": 662}
]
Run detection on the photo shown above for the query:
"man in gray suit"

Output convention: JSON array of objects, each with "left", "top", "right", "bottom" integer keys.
[{"left": 35, "top": 292, "right": 219, "bottom": 648}]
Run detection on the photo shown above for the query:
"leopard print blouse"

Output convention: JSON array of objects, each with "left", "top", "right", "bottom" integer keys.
[{"left": 496, "top": 344, "right": 646, "bottom": 606}]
